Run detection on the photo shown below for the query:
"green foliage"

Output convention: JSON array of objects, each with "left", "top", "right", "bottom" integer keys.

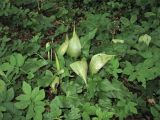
[
  {"left": 0, "top": 0, "right": 160, "bottom": 120},
  {"left": 15, "top": 81, "right": 45, "bottom": 120}
]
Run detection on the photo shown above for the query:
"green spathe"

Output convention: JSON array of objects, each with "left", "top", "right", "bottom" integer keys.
[
  {"left": 50, "top": 76, "right": 60, "bottom": 94},
  {"left": 89, "top": 53, "right": 114, "bottom": 75},
  {"left": 58, "top": 34, "right": 69, "bottom": 56},
  {"left": 139, "top": 34, "right": 151, "bottom": 46},
  {"left": 67, "top": 26, "right": 81, "bottom": 58},
  {"left": 70, "top": 58, "right": 88, "bottom": 85}
]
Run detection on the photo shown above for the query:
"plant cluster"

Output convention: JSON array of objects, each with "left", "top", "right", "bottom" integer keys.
[{"left": 0, "top": 0, "right": 160, "bottom": 120}]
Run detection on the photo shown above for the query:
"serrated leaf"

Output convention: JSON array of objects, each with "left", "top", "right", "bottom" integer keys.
[
  {"left": 34, "top": 90, "right": 45, "bottom": 101},
  {"left": 9, "top": 55, "right": 16, "bottom": 66},
  {"left": 0, "top": 80, "right": 6, "bottom": 93},
  {"left": 26, "top": 104, "right": 34, "bottom": 120},
  {"left": 31, "top": 87, "right": 39, "bottom": 99},
  {"left": 130, "top": 15, "right": 137, "bottom": 24},
  {"left": 15, "top": 101, "right": 30, "bottom": 109},
  {"left": 120, "top": 17, "right": 130, "bottom": 26},
  {"left": 22, "top": 81, "right": 32, "bottom": 95},
  {"left": 0, "top": 62, "right": 14, "bottom": 71},
  {"left": 16, "top": 94, "right": 30, "bottom": 101},
  {"left": 14, "top": 53, "right": 25, "bottom": 67},
  {"left": 34, "top": 106, "right": 45, "bottom": 113},
  {"left": 6, "top": 88, "right": 14, "bottom": 101}
]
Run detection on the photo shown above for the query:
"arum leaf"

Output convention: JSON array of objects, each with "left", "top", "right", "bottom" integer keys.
[
  {"left": 58, "top": 34, "right": 69, "bottom": 56},
  {"left": 67, "top": 26, "right": 81, "bottom": 58},
  {"left": 89, "top": 53, "right": 114, "bottom": 75},
  {"left": 70, "top": 59, "right": 88, "bottom": 85}
]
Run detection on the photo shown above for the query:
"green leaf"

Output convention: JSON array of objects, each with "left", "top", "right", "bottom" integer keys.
[
  {"left": 16, "top": 94, "right": 30, "bottom": 101},
  {"left": 31, "top": 87, "right": 39, "bottom": 99},
  {"left": 0, "top": 80, "right": 6, "bottom": 93},
  {"left": 0, "top": 62, "right": 14, "bottom": 71},
  {"left": 15, "top": 101, "right": 30, "bottom": 109},
  {"left": 34, "top": 112, "right": 43, "bottom": 120},
  {"left": 144, "top": 12, "right": 156, "bottom": 17},
  {"left": 50, "top": 98, "right": 62, "bottom": 118},
  {"left": 14, "top": 53, "right": 25, "bottom": 67},
  {"left": 34, "top": 90, "right": 45, "bottom": 101},
  {"left": 0, "top": 106, "right": 6, "bottom": 112},
  {"left": 34, "top": 106, "right": 45, "bottom": 113},
  {"left": 130, "top": 15, "right": 137, "bottom": 24},
  {"left": 6, "top": 88, "right": 14, "bottom": 101},
  {"left": 9, "top": 55, "right": 16, "bottom": 66},
  {"left": 81, "top": 28, "right": 97, "bottom": 56},
  {"left": 22, "top": 81, "right": 32, "bottom": 95},
  {"left": 0, "top": 69, "right": 7, "bottom": 78},
  {"left": 26, "top": 104, "right": 34, "bottom": 120},
  {"left": 67, "top": 107, "right": 81, "bottom": 120},
  {"left": 120, "top": 17, "right": 130, "bottom": 26}
]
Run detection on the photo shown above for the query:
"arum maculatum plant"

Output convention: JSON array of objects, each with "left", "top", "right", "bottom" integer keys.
[
  {"left": 89, "top": 53, "right": 115, "bottom": 75},
  {"left": 58, "top": 34, "right": 69, "bottom": 56},
  {"left": 50, "top": 53, "right": 62, "bottom": 94},
  {"left": 50, "top": 25, "right": 115, "bottom": 90},
  {"left": 58, "top": 25, "right": 81, "bottom": 58},
  {"left": 70, "top": 58, "right": 88, "bottom": 85},
  {"left": 67, "top": 25, "right": 81, "bottom": 58}
]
